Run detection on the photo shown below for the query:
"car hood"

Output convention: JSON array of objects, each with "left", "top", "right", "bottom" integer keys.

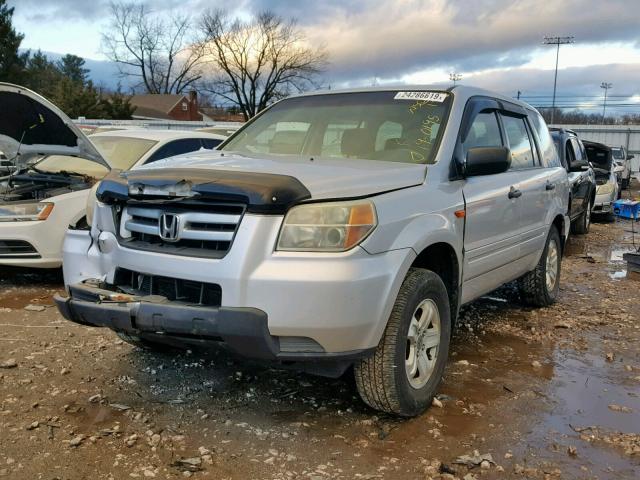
[
  {"left": 133, "top": 150, "right": 427, "bottom": 200},
  {"left": 0, "top": 83, "right": 109, "bottom": 170}
]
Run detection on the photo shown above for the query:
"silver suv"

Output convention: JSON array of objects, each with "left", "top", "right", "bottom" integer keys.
[{"left": 54, "top": 86, "right": 570, "bottom": 416}]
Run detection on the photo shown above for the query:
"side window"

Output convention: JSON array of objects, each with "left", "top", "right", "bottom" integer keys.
[
  {"left": 145, "top": 138, "right": 204, "bottom": 163},
  {"left": 501, "top": 114, "right": 534, "bottom": 169},
  {"left": 321, "top": 121, "right": 361, "bottom": 157},
  {"left": 528, "top": 112, "right": 561, "bottom": 168},
  {"left": 462, "top": 111, "right": 502, "bottom": 152},
  {"left": 375, "top": 121, "right": 403, "bottom": 151},
  {"left": 565, "top": 141, "right": 576, "bottom": 166},
  {"left": 202, "top": 138, "right": 222, "bottom": 150},
  {"left": 570, "top": 138, "right": 584, "bottom": 162}
]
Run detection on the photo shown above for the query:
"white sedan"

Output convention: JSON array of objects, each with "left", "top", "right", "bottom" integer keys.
[{"left": 0, "top": 83, "right": 227, "bottom": 268}]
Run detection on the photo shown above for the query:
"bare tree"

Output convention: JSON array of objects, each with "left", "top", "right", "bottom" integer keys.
[
  {"left": 101, "top": 1, "right": 205, "bottom": 94},
  {"left": 200, "top": 10, "right": 327, "bottom": 120}
]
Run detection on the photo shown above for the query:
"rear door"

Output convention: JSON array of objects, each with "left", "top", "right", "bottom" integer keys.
[
  {"left": 568, "top": 137, "right": 590, "bottom": 217},
  {"left": 499, "top": 112, "right": 549, "bottom": 262},
  {"left": 461, "top": 101, "right": 525, "bottom": 302}
]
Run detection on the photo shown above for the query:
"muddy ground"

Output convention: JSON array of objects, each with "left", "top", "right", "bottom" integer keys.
[{"left": 1, "top": 186, "right": 640, "bottom": 480}]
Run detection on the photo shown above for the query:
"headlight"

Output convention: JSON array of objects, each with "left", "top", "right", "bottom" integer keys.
[
  {"left": 0, "top": 202, "right": 54, "bottom": 222},
  {"left": 596, "top": 182, "right": 614, "bottom": 195},
  {"left": 277, "top": 200, "right": 377, "bottom": 252},
  {"left": 86, "top": 182, "right": 101, "bottom": 227}
]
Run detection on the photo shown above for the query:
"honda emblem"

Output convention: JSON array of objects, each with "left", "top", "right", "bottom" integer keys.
[{"left": 159, "top": 213, "right": 180, "bottom": 242}]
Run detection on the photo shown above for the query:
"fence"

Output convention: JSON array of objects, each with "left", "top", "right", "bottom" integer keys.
[{"left": 551, "top": 124, "right": 640, "bottom": 172}]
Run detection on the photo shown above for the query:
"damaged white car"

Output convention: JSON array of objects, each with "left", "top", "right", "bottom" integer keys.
[{"left": 0, "top": 83, "right": 226, "bottom": 268}]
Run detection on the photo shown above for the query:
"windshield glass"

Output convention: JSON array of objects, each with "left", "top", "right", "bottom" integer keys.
[
  {"left": 611, "top": 148, "right": 624, "bottom": 160},
  {"left": 34, "top": 155, "right": 108, "bottom": 177},
  {"left": 90, "top": 136, "right": 158, "bottom": 170},
  {"left": 222, "top": 91, "right": 452, "bottom": 164}
]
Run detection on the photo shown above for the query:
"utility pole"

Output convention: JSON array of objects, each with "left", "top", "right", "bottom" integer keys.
[
  {"left": 543, "top": 36, "right": 574, "bottom": 124},
  {"left": 601, "top": 82, "right": 612, "bottom": 124},
  {"left": 449, "top": 73, "right": 462, "bottom": 86}
]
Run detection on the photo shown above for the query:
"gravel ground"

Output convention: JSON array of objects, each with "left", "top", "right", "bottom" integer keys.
[{"left": 1, "top": 183, "right": 639, "bottom": 480}]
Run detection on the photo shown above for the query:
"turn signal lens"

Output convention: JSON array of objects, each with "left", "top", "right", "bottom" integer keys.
[{"left": 277, "top": 200, "right": 377, "bottom": 252}]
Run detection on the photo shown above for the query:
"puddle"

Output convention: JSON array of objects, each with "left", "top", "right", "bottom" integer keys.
[
  {"left": 519, "top": 344, "right": 640, "bottom": 478},
  {"left": 0, "top": 266, "right": 62, "bottom": 308}
]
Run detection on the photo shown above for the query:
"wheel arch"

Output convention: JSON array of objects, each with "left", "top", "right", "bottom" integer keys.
[{"left": 410, "top": 242, "right": 461, "bottom": 325}]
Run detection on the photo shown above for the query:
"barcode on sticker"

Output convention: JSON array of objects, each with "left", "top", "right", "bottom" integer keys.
[{"left": 394, "top": 91, "right": 448, "bottom": 102}]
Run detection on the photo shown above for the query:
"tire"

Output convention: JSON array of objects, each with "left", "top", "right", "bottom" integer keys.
[
  {"left": 571, "top": 202, "right": 591, "bottom": 235},
  {"left": 116, "top": 331, "right": 173, "bottom": 352},
  {"left": 518, "top": 226, "right": 561, "bottom": 307},
  {"left": 354, "top": 268, "right": 451, "bottom": 417}
]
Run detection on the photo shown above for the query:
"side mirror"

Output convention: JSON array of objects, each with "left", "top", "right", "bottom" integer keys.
[
  {"left": 465, "top": 147, "right": 511, "bottom": 177},
  {"left": 569, "top": 161, "right": 589, "bottom": 172}
]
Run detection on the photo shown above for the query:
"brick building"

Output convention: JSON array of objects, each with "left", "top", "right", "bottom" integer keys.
[{"left": 130, "top": 92, "right": 203, "bottom": 121}]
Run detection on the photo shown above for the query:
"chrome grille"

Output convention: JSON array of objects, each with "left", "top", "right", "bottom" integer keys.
[{"left": 119, "top": 205, "right": 244, "bottom": 258}]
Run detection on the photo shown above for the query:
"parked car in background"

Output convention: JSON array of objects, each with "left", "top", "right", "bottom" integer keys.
[
  {"left": 0, "top": 83, "right": 227, "bottom": 268},
  {"left": 56, "top": 85, "right": 570, "bottom": 416},
  {"left": 584, "top": 140, "right": 619, "bottom": 221},
  {"left": 550, "top": 128, "right": 596, "bottom": 234},
  {"left": 611, "top": 146, "right": 633, "bottom": 189}
]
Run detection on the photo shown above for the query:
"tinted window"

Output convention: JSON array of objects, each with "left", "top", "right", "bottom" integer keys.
[
  {"left": 501, "top": 115, "right": 534, "bottom": 169},
  {"left": 611, "top": 148, "right": 624, "bottom": 160},
  {"left": 146, "top": 138, "right": 205, "bottom": 163},
  {"left": 529, "top": 112, "right": 560, "bottom": 168},
  {"left": 570, "top": 138, "right": 585, "bottom": 163},
  {"left": 202, "top": 138, "right": 222, "bottom": 149},
  {"left": 462, "top": 112, "right": 502, "bottom": 151}
]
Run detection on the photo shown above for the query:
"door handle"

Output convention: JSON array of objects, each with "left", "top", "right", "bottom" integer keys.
[
  {"left": 508, "top": 187, "right": 522, "bottom": 199},
  {"left": 545, "top": 182, "right": 556, "bottom": 191}
]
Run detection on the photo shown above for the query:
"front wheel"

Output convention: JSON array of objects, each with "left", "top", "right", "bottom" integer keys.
[
  {"left": 518, "top": 226, "right": 561, "bottom": 307},
  {"left": 354, "top": 268, "right": 451, "bottom": 416}
]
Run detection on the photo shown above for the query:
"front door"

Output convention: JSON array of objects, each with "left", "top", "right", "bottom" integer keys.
[{"left": 461, "top": 110, "right": 524, "bottom": 303}]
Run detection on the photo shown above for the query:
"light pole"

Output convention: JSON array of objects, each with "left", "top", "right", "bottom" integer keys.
[
  {"left": 543, "top": 36, "right": 575, "bottom": 124},
  {"left": 601, "top": 82, "right": 612, "bottom": 124},
  {"left": 449, "top": 73, "right": 462, "bottom": 86}
]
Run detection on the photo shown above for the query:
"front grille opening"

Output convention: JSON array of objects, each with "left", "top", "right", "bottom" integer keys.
[
  {"left": 113, "top": 268, "right": 222, "bottom": 307},
  {"left": 0, "top": 240, "right": 40, "bottom": 258},
  {"left": 128, "top": 231, "right": 231, "bottom": 253},
  {"left": 118, "top": 203, "right": 245, "bottom": 259}
]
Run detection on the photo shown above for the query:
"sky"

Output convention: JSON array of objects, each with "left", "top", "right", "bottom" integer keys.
[{"left": 9, "top": 0, "right": 640, "bottom": 114}]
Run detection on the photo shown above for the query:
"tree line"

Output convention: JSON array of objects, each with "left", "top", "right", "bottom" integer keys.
[
  {"left": 101, "top": 2, "right": 327, "bottom": 121},
  {"left": 539, "top": 108, "right": 640, "bottom": 126},
  {"left": 1, "top": 0, "right": 327, "bottom": 121},
  {"left": 0, "top": 1, "right": 135, "bottom": 119}
]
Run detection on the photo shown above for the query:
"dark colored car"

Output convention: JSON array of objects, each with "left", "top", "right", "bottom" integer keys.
[{"left": 550, "top": 128, "right": 596, "bottom": 234}]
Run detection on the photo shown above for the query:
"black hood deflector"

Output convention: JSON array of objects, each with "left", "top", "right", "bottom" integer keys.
[{"left": 97, "top": 168, "right": 312, "bottom": 214}]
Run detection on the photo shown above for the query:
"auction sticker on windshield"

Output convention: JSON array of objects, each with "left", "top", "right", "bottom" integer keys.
[{"left": 394, "top": 91, "right": 448, "bottom": 102}]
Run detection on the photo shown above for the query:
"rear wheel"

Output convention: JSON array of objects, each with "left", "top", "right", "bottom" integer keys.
[
  {"left": 354, "top": 268, "right": 451, "bottom": 416},
  {"left": 519, "top": 226, "right": 561, "bottom": 307},
  {"left": 571, "top": 203, "right": 591, "bottom": 234}
]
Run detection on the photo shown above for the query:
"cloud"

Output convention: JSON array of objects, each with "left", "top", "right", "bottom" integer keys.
[{"left": 292, "top": 0, "right": 640, "bottom": 83}]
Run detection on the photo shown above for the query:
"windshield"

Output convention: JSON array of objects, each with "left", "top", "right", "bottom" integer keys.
[
  {"left": 90, "top": 136, "right": 158, "bottom": 170},
  {"left": 33, "top": 155, "right": 109, "bottom": 177},
  {"left": 611, "top": 148, "right": 624, "bottom": 160},
  {"left": 222, "top": 91, "right": 452, "bottom": 164}
]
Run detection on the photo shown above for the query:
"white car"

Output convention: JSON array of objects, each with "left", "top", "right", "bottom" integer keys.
[{"left": 0, "top": 83, "right": 226, "bottom": 268}]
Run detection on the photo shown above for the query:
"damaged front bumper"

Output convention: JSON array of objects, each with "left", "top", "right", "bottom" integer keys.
[{"left": 54, "top": 281, "right": 374, "bottom": 377}]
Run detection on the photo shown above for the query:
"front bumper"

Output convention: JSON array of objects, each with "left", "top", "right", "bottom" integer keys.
[
  {"left": 55, "top": 282, "right": 375, "bottom": 375},
  {"left": 61, "top": 216, "right": 415, "bottom": 354},
  {"left": 593, "top": 192, "right": 615, "bottom": 213}
]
